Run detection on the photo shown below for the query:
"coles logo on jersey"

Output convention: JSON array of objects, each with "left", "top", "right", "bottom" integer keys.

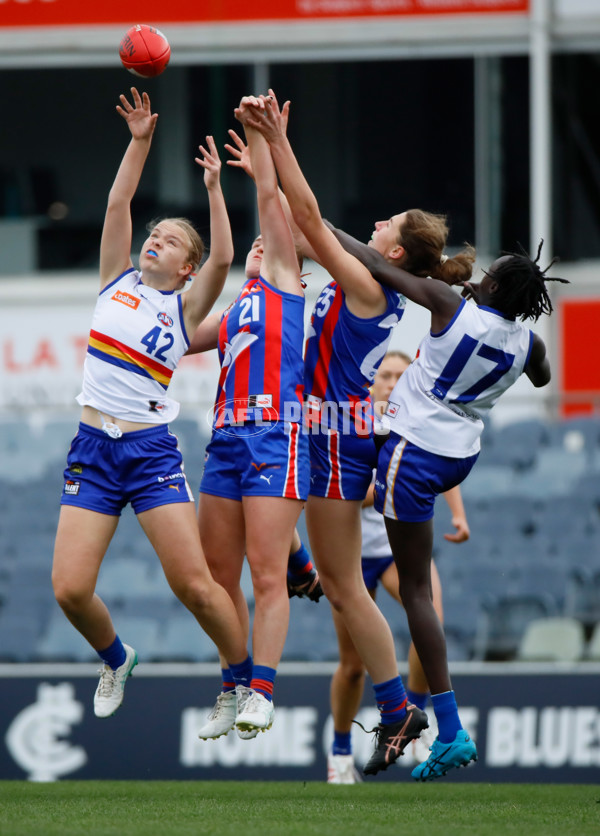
[
  {"left": 157, "top": 312, "right": 173, "bottom": 327},
  {"left": 112, "top": 290, "right": 140, "bottom": 310}
]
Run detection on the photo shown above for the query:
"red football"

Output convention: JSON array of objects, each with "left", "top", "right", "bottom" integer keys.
[{"left": 119, "top": 24, "right": 170, "bottom": 78}]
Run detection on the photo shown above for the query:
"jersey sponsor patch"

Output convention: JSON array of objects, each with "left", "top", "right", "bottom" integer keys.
[
  {"left": 386, "top": 401, "right": 400, "bottom": 418},
  {"left": 64, "top": 480, "right": 80, "bottom": 495},
  {"left": 157, "top": 471, "right": 185, "bottom": 483},
  {"left": 111, "top": 290, "right": 140, "bottom": 310},
  {"left": 304, "top": 394, "right": 322, "bottom": 412},
  {"left": 248, "top": 394, "right": 273, "bottom": 408}
]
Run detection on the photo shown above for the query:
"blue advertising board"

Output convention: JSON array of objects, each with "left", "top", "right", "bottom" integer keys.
[{"left": 2, "top": 662, "right": 599, "bottom": 783}]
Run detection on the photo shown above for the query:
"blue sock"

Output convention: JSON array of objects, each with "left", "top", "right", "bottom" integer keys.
[
  {"left": 431, "top": 690, "right": 463, "bottom": 743},
  {"left": 251, "top": 665, "right": 276, "bottom": 701},
  {"left": 221, "top": 667, "right": 236, "bottom": 693},
  {"left": 407, "top": 688, "right": 428, "bottom": 711},
  {"left": 287, "top": 542, "right": 313, "bottom": 578},
  {"left": 229, "top": 655, "right": 253, "bottom": 689},
  {"left": 373, "top": 676, "right": 407, "bottom": 726},
  {"left": 97, "top": 635, "right": 126, "bottom": 670},
  {"left": 332, "top": 731, "right": 352, "bottom": 756}
]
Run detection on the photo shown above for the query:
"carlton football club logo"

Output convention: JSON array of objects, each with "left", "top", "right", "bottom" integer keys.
[
  {"left": 157, "top": 312, "right": 173, "bottom": 327},
  {"left": 5, "top": 683, "right": 87, "bottom": 781}
]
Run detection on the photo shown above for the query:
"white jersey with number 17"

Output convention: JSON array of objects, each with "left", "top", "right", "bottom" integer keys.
[{"left": 384, "top": 299, "right": 533, "bottom": 458}]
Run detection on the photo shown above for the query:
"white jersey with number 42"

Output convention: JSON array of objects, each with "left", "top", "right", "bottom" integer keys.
[{"left": 384, "top": 299, "right": 533, "bottom": 458}]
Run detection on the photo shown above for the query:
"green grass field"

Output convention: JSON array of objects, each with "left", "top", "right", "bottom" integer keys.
[{"left": 0, "top": 782, "right": 598, "bottom": 836}]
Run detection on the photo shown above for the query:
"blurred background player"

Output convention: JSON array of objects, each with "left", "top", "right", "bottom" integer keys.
[
  {"left": 327, "top": 350, "right": 470, "bottom": 784},
  {"left": 52, "top": 88, "right": 251, "bottom": 720}
]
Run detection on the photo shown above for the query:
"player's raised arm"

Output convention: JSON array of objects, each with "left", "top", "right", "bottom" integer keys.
[
  {"left": 328, "top": 220, "right": 462, "bottom": 328},
  {"left": 243, "top": 91, "right": 387, "bottom": 316},
  {"left": 182, "top": 136, "right": 234, "bottom": 334},
  {"left": 235, "top": 95, "right": 302, "bottom": 296},
  {"left": 185, "top": 311, "right": 221, "bottom": 356},
  {"left": 100, "top": 88, "right": 158, "bottom": 288},
  {"left": 226, "top": 126, "right": 319, "bottom": 268}
]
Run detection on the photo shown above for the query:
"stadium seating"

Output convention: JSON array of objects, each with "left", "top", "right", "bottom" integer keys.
[
  {"left": 442, "top": 628, "right": 472, "bottom": 662},
  {"left": 441, "top": 590, "right": 484, "bottom": 657},
  {"left": 585, "top": 621, "right": 600, "bottom": 660},
  {"left": 153, "top": 613, "right": 220, "bottom": 662},
  {"left": 102, "top": 616, "right": 162, "bottom": 661},
  {"left": 563, "top": 568, "right": 600, "bottom": 627},
  {"left": 479, "top": 418, "right": 548, "bottom": 470},
  {"left": 516, "top": 617, "right": 586, "bottom": 662},
  {"left": 0, "top": 605, "right": 48, "bottom": 662},
  {"left": 2, "top": 412, "right": 600, "bottom": 663},
  {"left": 572, "top": 471, "right": 600, "bottom": 505},
  {"left": 514, "top": 448, "right": 587, "bottom": 497},
  {"left": 281, "top": 598, "right": 341, "bottom": 662},
  {"left": 36, "top": 609, "right": 98, "bottom": 662},
  {"left": 459, "top": 463, "right": 515, "bottom": 500},
  {"left": 545, "top": 415, "right": 600, "bottom": 466},
  {"left": 95, "top": 558, "right": 162, "bottom": 602},
  {"left": 474, "top": 594, "right": 557, "bottom": 661}
]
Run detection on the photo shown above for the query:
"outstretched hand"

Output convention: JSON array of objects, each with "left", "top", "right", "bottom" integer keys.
[
  {"left": 443, "top": 514, "right": 470, "bottom": 543},
  {"left": 461, "top": 281, "right": 481, "bottom": 303},
  {"left": 234, "top": 89, "right": 290, "bottom": 144},
  {"left": 194, "top": 135, "right": 222, "bottom": 190},
  {"left": 235, "top": 94, "right": 267, "bottom": 126},
  {"left": 116, "top": 87, "right": 158, "bottom": 141},
  {"left": 224, "top": 129, "right": 253, "bottom": 179}
]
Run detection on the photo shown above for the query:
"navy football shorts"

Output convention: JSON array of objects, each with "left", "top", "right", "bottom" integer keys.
[
  {"left": 308, "top": 430, "right": 377, "bottom": 501},
  {"left": 361, "top": 556, "right": 395, "bottom": 591},
  {"left": 200, "top": 421, "right": 309, "bottom": 501},
  {"left": 60, "top": 422, "right": 194, "bottom": 515},
  {"left": 374, "top": 432, "right": 478, "bottom": 522}
]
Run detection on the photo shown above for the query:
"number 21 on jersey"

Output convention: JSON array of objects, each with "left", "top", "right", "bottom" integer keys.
[{"left": 238, "top": 294, "right": 260, "bottom": 326}]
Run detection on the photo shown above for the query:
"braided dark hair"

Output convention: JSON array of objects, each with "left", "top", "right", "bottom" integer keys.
[{"left": 486, "top": 241, "right": 569, "bottom": 322}]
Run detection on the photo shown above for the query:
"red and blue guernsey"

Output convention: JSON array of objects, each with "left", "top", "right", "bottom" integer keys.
[
  {"left": 213, "top": 275, "right": 305, "bottom": 429},
  {"left": 304, "top": 281, "right": 406, "bottom": 436}
]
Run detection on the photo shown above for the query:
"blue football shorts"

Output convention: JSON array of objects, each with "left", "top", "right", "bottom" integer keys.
[
  {"left": 60, "top": 422, "right": 194, "bottom": 516},
  {"left": 308, "top": 430, "right": 377, "bottom": 501},
  {"left": 361, "top": 556, "right": 395, "bottom": 591},
  {"left": 374, "top": 432, "right": 478, "bottom": 522},
  {"left": 199, "top": 421, "right": 309, "bottom": 501}
]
